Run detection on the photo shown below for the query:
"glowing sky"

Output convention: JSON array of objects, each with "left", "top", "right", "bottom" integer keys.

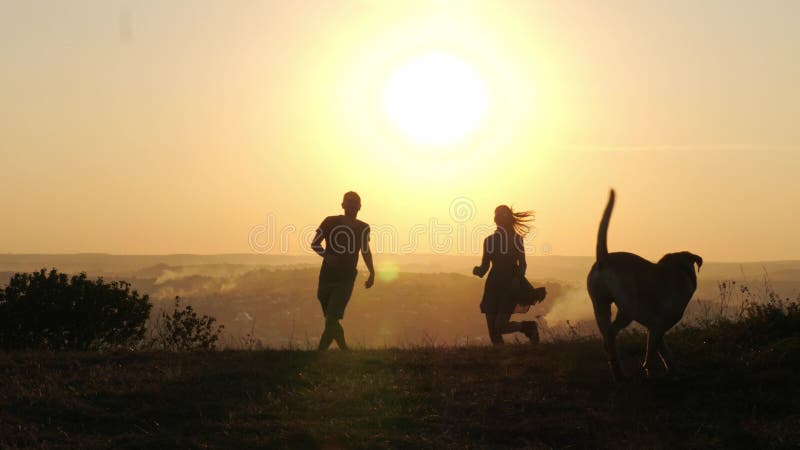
[{"left": 1, "top": 1, "right": 798, "bottom": 261}]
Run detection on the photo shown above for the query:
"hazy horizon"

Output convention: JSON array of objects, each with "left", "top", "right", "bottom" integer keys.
[{"left": 2, "top": 251, "right": 800, "bottom": 264}]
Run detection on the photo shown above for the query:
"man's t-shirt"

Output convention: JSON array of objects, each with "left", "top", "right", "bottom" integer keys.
[{"left": 317, "top": 215, "right": 370, "bottom": 282}]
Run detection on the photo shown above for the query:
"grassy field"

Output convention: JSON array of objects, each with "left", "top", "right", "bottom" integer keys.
[{"left": 1, "top": 330, "right": 798, "bottom": 450}]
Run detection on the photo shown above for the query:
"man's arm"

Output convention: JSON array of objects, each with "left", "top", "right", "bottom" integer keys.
[
  {"left": 362, "top": 226, "right": 375, "bottom": 288},
  {"left": 311, "top": 219, "right": 327, "bottom": 257}
]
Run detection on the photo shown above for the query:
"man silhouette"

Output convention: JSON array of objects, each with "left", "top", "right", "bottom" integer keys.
[{"left": 311, "top": 191, "right": 375, "bottom": 350}]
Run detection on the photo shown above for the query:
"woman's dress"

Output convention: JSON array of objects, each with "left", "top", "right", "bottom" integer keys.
[{"left": 476, "top": 229, "right": 526, "bottom": 314}]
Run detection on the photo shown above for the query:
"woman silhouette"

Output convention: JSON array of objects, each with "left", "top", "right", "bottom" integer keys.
[{"left": 473, "top": 205, "right": 539, "bottom": 345}]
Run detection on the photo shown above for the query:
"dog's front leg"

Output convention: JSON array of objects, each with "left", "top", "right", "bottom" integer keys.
[
  {"left": 642, "top": 329, "right": 665, "bottom": 378},
  {"left": 657, "top": 339, "right": 674, "bottom": 374}
]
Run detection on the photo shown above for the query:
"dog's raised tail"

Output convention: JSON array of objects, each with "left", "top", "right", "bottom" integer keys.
[{"left": 596, "top": 189, "right": 615, "bottom": 262}]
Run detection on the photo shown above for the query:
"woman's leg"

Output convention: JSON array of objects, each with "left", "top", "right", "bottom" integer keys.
[
  {"left": 493, "top": 312, "right": 523, "bottom": 335},
  {"left": 485, "top": 313, "right": 504, "bottom": 345},
  {"left": 487, "top": 313, "right": 538, "bottom": 344},
  {"left": 492, "top": 313, "right": 539, "bottom": 343}
]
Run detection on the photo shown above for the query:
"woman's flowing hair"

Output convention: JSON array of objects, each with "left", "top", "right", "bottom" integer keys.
[{"left": 495, "top": 205, "right": 535, "bottom": 238}]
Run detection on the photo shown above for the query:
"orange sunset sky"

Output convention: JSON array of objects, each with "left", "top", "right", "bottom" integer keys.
[{"left": 1, "top": 1, "right": 798, "bottom": 261}]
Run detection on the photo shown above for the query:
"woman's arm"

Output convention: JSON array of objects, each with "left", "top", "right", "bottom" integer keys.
[
  {"left": 516, "top": 235, "right": 527, "bottom": 276},
  {"left": 473, "top": 237, "right": 491, "bottom": 277}
]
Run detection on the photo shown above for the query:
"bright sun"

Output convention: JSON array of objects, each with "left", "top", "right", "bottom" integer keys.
[{"left": 382, "top": 51, "right": 490, "bottom": 147}]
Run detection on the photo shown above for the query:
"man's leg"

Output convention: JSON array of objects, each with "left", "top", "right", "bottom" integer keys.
[
  {"left": 319, "top": 316, "right": 347, "bottom": 351},
  {"left": 331, "top": 278, "right": 354, "bottom": 350},
  {"left": 318, "top": 280, "right": 352, "bottom": 351},
  {"left": 318, "top": 317, "right": 335, "bottom": 351},
  {"left": 317, "top": 281, "right": 333, "bottom": 350},
  {"left": 332, "top": 319, "right": 348, "bottom": 350}
]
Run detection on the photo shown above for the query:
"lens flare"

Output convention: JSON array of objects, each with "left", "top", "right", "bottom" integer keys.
[{"left": 377, "top": 260, "right": 399, "bottom": 283}]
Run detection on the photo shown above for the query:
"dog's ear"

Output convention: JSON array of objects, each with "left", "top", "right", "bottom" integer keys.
[{"left": 689, "top": 253, "right": 703, "bottom": 272}]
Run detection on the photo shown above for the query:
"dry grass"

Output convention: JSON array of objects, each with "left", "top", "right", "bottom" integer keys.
[{"left": 1, "top": 333, "right": 798, "bottom": 449}]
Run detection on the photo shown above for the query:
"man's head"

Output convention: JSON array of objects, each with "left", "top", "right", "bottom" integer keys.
[{"left": 342, "top": 191, "right": 361, "bottom": 216}]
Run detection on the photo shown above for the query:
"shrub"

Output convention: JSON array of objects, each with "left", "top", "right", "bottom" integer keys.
[
  {"left": 737, "top": 291, "right": 800, "bottom": 346},
  {"left": 0, "top": 269, "right": 152, "bottom": 350},
  {"left": 152, "top": 297, "right": 224, "bottom": 351},
  {"left": 674, "top": 280, "right": 800, "bottom": 360}
]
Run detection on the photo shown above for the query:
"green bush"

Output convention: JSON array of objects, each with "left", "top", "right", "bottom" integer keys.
[{"left": 0, "top": 269, "right": 152, "bottom": 350}]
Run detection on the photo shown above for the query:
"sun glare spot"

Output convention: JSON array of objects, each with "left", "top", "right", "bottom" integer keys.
[
  {"left": 377, "top": 260, "right": 399, "bottom": 283},
  {"left": 382, "top": 51, "right": 490, "bottom": 147}
]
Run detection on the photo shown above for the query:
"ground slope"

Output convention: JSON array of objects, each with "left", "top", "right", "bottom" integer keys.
[{"left": 1, "top": 338, "right": 798, "bottom": 449}]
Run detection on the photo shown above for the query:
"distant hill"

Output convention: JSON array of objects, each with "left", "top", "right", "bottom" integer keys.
[
  {"left": 0, "top": 253, "right": 318, "bottom": 275},
  {"left": 2, "top": 253, "right": 798, "bottom": 282}
]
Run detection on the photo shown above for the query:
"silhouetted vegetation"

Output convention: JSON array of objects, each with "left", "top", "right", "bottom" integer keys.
[
  {"left": 666, "top": 280, "right": 800, "bottom": 364},
  {"left": 0, "top": 269, "right": 151, "bottom": 350},
  {"left": 150, "top": 297, "right": 224, "bottom": 351}
]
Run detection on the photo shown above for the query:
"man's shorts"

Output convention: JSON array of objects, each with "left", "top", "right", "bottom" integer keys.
[{"left": 317, "top": 277, "right": 356, "bottom": 320}]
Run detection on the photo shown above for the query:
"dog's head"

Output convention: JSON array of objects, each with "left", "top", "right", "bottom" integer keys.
[{"left": 658, "top": 251, "right": 703, "bottom": 281}]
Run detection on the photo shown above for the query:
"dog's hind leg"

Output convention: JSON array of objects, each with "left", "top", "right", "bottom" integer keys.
[
  {"left": 606, "top": 310, "right": 632, "bottom": 380},
  {"left": 591, "top": 296, "right": 624, "bottom": 382},
  {"left": 611, "top": 310, "right": 632, "bottom": 335}
]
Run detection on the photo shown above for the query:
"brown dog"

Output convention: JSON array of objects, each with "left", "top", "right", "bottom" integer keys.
[{"left": 587, "top": 190, "right": 702, "bottom": 381}]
